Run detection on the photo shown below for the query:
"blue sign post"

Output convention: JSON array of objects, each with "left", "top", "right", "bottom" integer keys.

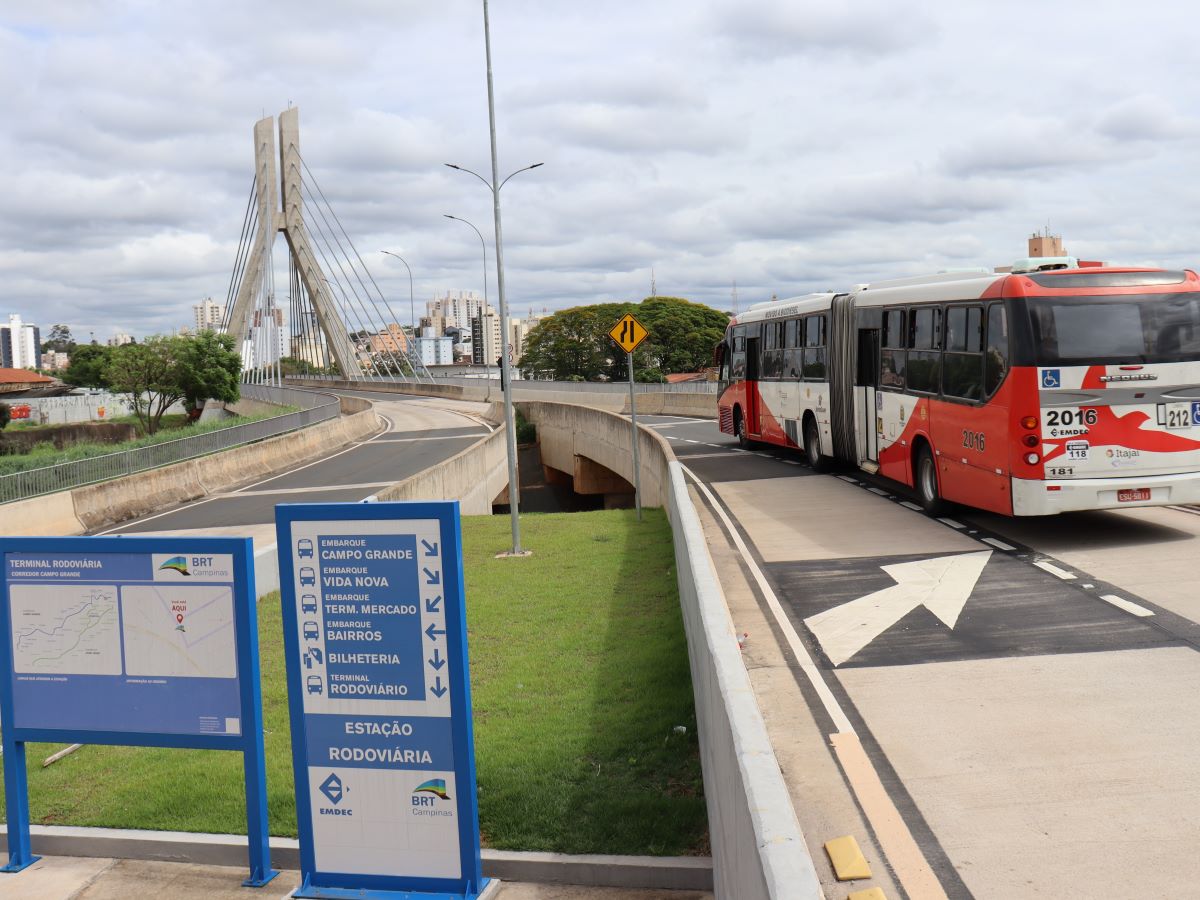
[
  {"left": 275, "top": 501, "right": 487, "bottom": 899},
  {"left": 0, "top": 536, "right": 277, "bottom": 887}
]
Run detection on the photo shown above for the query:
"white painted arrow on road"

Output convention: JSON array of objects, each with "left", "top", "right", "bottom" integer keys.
[{"left": 804, "top": 551, "right": 992, "bottom": 666}]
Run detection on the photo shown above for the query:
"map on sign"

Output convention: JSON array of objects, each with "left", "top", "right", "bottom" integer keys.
[
  {"left": 121, "top": 585, "right": 237, "bottom": 678},
  {"left": 609, "top": 313, "right": 648, "bottom": 354},
  {"left": 10, "top": 584, "right": 122, "bottom": 675}
]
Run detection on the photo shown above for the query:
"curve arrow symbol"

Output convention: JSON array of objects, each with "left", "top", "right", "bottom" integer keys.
[{"left": 803, "top": 551, "right": 991, "bottom": 667}]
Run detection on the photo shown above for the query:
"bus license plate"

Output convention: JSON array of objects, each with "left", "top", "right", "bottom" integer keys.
[
  {"left": 1117, "top": 488, "right": 1151, "bottom": 502},
  {"left": 1159, "top": 401, "right": 1199, "bottom": 429}
]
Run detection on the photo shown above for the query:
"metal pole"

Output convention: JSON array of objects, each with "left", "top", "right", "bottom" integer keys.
[
  {"left": 483, "top": 0, "right": 523, "bottom": 555},
  {"left": 627, "top": 350, "right": 642, "bottom": 521},
  {"left": 444, "top": 215, "right": 491, "bottom": 402}
]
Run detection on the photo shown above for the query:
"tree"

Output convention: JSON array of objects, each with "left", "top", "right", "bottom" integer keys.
[
  {"left": 519, "top": 296, "right": 729, "bottom": 381},
  {"left": 105, "top": 337, "right": 186, "bottom": 435},
  {"left": 636, "top": 296, "right": 729, "bottom": 374},
  {"left": 41, "top": 324, "right": 75, "bottom": 354},
  {"left": 0, "top": 402, "right": 9, "bottom": 431},
  {"left": 518, "top": 302, "right": 635, "bottom": 381},
  {"left": 63, "top": 344, "right": 114, "bottom": 389},
  {"left": 176, "top": 331, "right": 241, "bottom": 413}
]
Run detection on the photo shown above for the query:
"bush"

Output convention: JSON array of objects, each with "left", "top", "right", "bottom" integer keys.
[
  {"left": 0, "top": 402, "right": 9, "bottom": 431},
  {"left": 515, "top": 409, "right": 537, "bottom": 445}
]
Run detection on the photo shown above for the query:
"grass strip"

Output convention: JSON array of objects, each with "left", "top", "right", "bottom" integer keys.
[{"left": 0, "top": 509, "right": 708, "bottom": 856}]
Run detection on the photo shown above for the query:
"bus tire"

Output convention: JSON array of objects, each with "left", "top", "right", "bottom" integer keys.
[
  {"left": 734, "top": 407, "right": 754, "bottom": 449},
  {"left": 915, "top": 444, "right": 945, "bottom": 516},
  {"left": 803, "top": 416, "right": 829, "bottom": 473}
]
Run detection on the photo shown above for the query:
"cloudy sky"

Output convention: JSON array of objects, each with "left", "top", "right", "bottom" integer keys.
[{"left": 3, "top": 0, "right": 1200, "bottom": 342}]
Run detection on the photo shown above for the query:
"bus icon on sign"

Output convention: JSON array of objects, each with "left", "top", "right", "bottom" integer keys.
[
  {"left": 297, "top": 539, "right": 314, "bottom": 558},
  {"left": 299, "top": 567, "right": 316, "bottom": 586}
]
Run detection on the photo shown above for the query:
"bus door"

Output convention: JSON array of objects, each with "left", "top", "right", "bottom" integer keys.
[
  {"left": 856, "top": 329, "right": 881, "bottom": 464},
  {"left": 745, "top": 335, "right": 761, "bottom": 435}
]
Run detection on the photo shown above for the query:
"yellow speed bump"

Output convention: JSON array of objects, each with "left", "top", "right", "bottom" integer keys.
[
  {"left": 824, "top": 834, "right": 872, "bottom": 881},
  {"left": 848, "top": 889, "right": 888, "bottom": 900}
]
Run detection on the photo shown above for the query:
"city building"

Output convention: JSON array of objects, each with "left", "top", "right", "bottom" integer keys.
[
  {"left": 107, "top": 332, "right": 133, "bottom": 347},
  {"left": 426, "top": 290, "right": 487, "bottom": 333},
  {"left": 290, "top": 335, "right": 327, "bottom": 369},
  {"left": 471, "top": 310, "right": 504, "bottom": 366},
  {"left": 0, "top": 315, "right": 41, "bottom": 370},
  {"left": 194, "top": 298, "right": 225, "bottom": 332},
  {"left": 40, "top": 351, "right": 71, "bottom": 371},
  {"left": 368, "top": 323, "right": 412, "bottom": 356},
  {"left": 415, "top": 335, "right": 455, "bottom": 366},
  {"left": 245, "top": 308, "right": 287, "bottom": 367},
  {"left": 0, "top": 367, "right": 52, "bottom": 394}
]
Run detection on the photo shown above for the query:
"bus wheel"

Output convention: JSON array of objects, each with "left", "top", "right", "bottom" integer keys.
[
  {"left": 915, "top": 445, "right": 944, "bottom": 516},
  {"left": 803, "top": 417, "right": 829, "bottom": 473},
  {"left": 734, "top": 408, "right": 753, "bottom": 449}
]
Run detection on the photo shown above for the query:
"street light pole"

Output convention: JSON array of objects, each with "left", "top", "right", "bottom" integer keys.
[
  {"left": 443, "top": 0, "right": 543, "bottom": 557},
  {"left": 379, "top": 250, "right": 416, "bottom": 378},
  {"left": 443, "top": 214, "right": 492, "bottom": 401}
]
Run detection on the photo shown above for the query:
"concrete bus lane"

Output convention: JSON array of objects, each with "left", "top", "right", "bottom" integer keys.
[{"left": 653, "top": 413, "right": 1200, "bottom": 898}]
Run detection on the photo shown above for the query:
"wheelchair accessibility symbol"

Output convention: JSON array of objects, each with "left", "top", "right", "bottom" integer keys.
[{"left": 1041, "top": 369, "right": 1061, "bottom": 388}]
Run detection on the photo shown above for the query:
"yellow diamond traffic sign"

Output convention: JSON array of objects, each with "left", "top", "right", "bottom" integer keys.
[{"left": 609, "top": 313, "right": 649, "bottom": 354}]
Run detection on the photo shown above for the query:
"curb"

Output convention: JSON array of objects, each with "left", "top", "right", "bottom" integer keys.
[{"left": 0, "top": 826, "right": 713, "bottom": 891}]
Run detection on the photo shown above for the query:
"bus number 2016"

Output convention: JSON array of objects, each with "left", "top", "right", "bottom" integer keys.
[
  {"left": 1046, "top": 408, "right": 1098, "bottom": 427},
  {"left": 962, "top": 430, "right": 985, "bottom": 451}
]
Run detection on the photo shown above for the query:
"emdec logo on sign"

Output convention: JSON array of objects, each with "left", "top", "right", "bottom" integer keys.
[{"left": 319, "top": 773, "right": 351, "bottom": 817}]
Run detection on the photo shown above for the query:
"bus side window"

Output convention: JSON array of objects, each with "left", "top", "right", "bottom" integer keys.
[
  {"left": 944, "top": 306, "right": 985, "bottom": 401},
  {"left": 802, "top": 315, "right": 827, "bottom": 381},
  {"left": 731, "top": 326, "right": 747, "bottom": 379},
  {"left": 907, "top": 306, "right": 942, "bottom": 393},
  {"left": 985, "top": 304, "right": 1009, "bottom": 395},
  {"left": 881, "top": 308, "right": 905, "bottom": 389},
  {"left": 785, "top": 318, "right": 802, "bottom": 379}
]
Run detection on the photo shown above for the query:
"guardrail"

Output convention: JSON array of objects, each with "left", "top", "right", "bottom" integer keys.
[
  {"left": 0, "top": 385, "right": 340, "bottom": 505},
  {"left": 287, "top": 374, "right": 720, "bottom": 394}
]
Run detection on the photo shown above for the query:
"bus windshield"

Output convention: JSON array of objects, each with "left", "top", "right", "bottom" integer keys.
[{"left": 1025, "top": 292, "right": 1200, "bottom": 365}]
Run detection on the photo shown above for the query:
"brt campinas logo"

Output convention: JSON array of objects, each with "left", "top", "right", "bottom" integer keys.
[
  {"left": 413, "top": 778, "right": 450, "bottom": 804},
  {"left": 158, "top": 556, "right": 190, "bottom": 576}
]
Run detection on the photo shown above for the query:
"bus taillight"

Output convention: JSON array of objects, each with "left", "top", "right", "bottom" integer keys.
[
  {"left": 1022, "top": 434, "right": 1039, "bottom": 448},
  {"left": 1021, "top": 415, "right": 1038, "bottom": 430},
  {"left": 1024, "top": 452, "right": 1041, "bottom": 465}
]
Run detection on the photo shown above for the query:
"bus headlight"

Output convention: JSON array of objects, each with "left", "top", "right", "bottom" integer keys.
[{"left": 1024, "top": 452, "right": 1041, "bottom": 465}]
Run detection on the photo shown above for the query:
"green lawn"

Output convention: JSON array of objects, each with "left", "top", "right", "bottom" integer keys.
[{"left": 1, "top": 510, "right": 708, "bottom": 856}]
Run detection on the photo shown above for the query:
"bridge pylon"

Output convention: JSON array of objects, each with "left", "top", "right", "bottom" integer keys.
[{"left": 225, "top": 108, "right": 362, "bottom": 379}]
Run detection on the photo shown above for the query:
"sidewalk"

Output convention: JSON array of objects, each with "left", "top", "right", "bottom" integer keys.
[{"left": 0, "top": 857, "right": 713, "bottom": 900}]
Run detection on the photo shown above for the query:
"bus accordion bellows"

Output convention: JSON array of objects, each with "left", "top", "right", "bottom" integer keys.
[{"left": 715, "top": 265, "right": 1200, "bottom": 516}]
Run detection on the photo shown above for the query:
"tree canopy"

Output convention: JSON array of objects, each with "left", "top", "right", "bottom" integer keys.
[
  {"left": 41, "top": 324, "right": 75, "bottom": 354},
  {"left": 518, "top": 296, "right": 728, "bottom": 381},
  {"left": 104, "top": 332, "right": 241, "bottom": 434},
  {"left": 63, "top": 344, "right": 114, "bottom": 389}
]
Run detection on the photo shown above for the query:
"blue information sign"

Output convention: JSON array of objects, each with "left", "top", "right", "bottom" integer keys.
[
  {"left": 0, "top": 536, "right": 277, "bottom": 886},
  {"left": 276, "top": 501, "right": 487, "bottom": 899}
]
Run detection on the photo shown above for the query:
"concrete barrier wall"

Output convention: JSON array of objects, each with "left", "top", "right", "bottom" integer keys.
[
  {"left": 518, "top": 400, "right": 818, "bottom": 897},
  {"left": 289, "top": 378, "right": 714, "bottom": 419},
  {"left": 2, "top": 408, "right": 382, "bottom": 536},
  {"left": 517, "top": 401, "right": 672, "bottom": 508},
  {"left": 376, "top": 425, "right": 508, "bottom": 515},
  {"left": 667, "top": 463, "right": 823, "bottom": 899}
]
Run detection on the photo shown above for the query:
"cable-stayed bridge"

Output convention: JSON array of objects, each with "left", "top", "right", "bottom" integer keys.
[{"left": 221, "top": 108, "right": 432, "bottom": 384}]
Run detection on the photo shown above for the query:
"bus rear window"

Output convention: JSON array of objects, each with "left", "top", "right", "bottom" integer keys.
[{"left": 1027, "top": 293, "right": 1200, "bottom": 364}]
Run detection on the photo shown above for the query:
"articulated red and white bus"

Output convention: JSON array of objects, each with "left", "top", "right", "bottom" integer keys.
[{"left": 716, "top": 264, "right": 1200, "bottom": 516}]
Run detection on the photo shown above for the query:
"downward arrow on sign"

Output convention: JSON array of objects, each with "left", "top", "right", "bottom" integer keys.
[{"left": 804, "top": 551, "right": 992, "bottom": 667}]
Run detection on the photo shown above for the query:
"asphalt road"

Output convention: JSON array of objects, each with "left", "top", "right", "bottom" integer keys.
[
  {"left": 101, "top": 390, "right": 490, "bottom": 535},
  {"left": 641, "top": 412, "right": 1200, "bottom": 899}
]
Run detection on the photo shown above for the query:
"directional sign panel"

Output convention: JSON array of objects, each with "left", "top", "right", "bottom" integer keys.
[
  {"left": 609, "top": 313, "right": 649, "bottom": 354},
  {"left": 0, "top": 536, "right": 275, "bottom": 884},
  {"left": 276, "top": 502, "right": 485, "bottom": 900}
]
